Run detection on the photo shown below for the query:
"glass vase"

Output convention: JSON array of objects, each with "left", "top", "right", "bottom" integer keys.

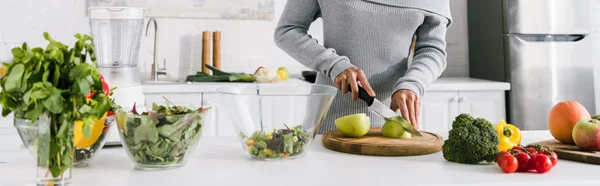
[{"left": 36, "top": 112, "right": 73, "bottom": 186}]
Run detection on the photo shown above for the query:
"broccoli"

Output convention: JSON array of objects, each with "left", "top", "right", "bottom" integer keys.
[{"left": 442, "top": 113, "right": 499, "bottom": 164}]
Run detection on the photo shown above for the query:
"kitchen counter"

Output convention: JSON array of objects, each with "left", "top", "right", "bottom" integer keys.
[
  {"left": 141, "top": 76, "right": 510, "bottom": 94},
  {"left": 1, "top": 131, "right": 599, "bottom": 186}
]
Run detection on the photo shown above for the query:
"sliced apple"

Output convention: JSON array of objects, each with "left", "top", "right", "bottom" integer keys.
[{"left": 335, "top": 113, "right": 370, "bottom": 137}]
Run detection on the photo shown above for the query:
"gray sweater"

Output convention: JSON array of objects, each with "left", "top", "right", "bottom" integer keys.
[{"left": 274, "top": 0, "right": 453, "bottom": 134}]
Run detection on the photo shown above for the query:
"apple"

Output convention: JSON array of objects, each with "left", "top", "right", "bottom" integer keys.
[
  {"left": 335, "top": 113, "right": 370, "bottom": 137},
  {"left": 381, "top": 117, "right": 413, "bottom": 139},
  {"left": 572, "top": 119, "right": 600, "bottom": 150}
]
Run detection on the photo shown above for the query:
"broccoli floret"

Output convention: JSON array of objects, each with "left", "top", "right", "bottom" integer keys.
[
  {"left": 442, "top": 113, "right": 499, "bottom": 164},
  {"left": 451, "top": 113, "right": 474, "bottom": 129}
]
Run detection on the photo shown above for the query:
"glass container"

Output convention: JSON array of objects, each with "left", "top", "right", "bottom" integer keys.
[
  {"left": 217, "top": 84, "right": 337, "bottom": 160},
  {"left": 116, "top": 109, "right": 209, "bottom": 170},
  {"left": 88, "top": 7, "right": 145, "bottom": 67}
]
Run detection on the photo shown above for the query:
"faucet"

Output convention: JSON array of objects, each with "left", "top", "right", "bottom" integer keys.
[{"left": 146, "top": 17, "right": 166, "bottom": 81}]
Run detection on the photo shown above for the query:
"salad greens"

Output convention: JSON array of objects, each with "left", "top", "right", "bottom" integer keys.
[
  {"left": 242, "top": 125, "right": 310, "bottom": 159},
  {"left": 118, "top": 99, "right": 210, "bottom": 166},
  {"left": 0, "top": 32, "right": 112, "bottom": 178}
]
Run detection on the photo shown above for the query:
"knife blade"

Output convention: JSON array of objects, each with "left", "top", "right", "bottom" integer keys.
[{"left": 353, "top": 85, "right": 423, "bottom": 136}]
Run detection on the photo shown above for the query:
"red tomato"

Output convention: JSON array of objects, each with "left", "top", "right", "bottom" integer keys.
[
  {"left": 527, "top": 154, "right": 538, "bottom": 171},
  {"left": 533, "top": 154, "right": 553, "bottom": 173},
  {"left": 512, "top": 146, "right": 525, "bottom": 151},
  {"left": 514, "top": 152, "right": 531, "bottom": 172},
  {"left": 498, "top": 154, "right": 519, "bottom": 173},
  {"left": 526, "top": 147, "right": 538, "bottom": 156},
  {"left": 544, "top": 151, "right": 558, "bottom": 166},
  {"left": 496, "top": 151, "right": 510, "bottom": 163}
]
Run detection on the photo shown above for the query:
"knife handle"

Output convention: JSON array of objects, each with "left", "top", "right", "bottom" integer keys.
[{"left": 349, "top": 85, "right": 374, "bottom": 106}]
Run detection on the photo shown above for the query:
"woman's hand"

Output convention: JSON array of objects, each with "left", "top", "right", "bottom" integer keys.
[
  {"left": 391, "top": 89, "right": 420, "bottom": 129},
  {"left": 334, "top": 67, "right": 376, "bottom": 100}
]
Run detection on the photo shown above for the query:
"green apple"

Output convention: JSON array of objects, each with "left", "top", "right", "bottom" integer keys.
[
  {"left": 335, "top": 113, "right": 370, "bottom": 137},
  {"left": 381, "top": 117, "right": 413, "bottom": 139},
  {"left": 572, "top": 119, "right": 600, "bottom": 150}
]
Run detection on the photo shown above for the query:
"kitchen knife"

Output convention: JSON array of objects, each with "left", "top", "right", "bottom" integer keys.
[{"left": 352, "top": 85, "right": 423, "bottom": 136}]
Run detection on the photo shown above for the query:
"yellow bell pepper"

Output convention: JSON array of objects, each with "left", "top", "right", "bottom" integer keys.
[{"left": 495, "top": 120, "right": 522, "bottom": 152}]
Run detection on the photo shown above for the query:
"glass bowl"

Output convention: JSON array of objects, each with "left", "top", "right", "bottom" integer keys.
[
  {"left": 216, "top": 84, "right": 337, "bottom": 160},
  {"left": 116, "top": 108, "right": 208, "bottom": 170},
  {"left": 13, "top": 115, "right": 116, "bottom": 167}
]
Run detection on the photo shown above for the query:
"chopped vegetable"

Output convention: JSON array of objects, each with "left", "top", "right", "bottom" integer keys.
[
  {"left": 442, "top": 113, "right": 499, "bottom": 164},
  {"left": 118, "top": 99, "right": 210, "bottom": 166},
  {"left": 241, "top": 125, "right": 310, "bottom": 159}
]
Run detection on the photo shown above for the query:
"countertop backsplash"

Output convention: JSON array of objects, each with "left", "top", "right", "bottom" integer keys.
[{"left": 0, "top": 0, "right": 471, "bottom": 81}]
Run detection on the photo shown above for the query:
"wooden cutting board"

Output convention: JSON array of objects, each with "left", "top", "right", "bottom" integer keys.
[
  {"left": 321, "top": 128, "right": 444, "bottom": 156},
  {"left": 530, "top": 139, "right": 600, "bottom": 165}
]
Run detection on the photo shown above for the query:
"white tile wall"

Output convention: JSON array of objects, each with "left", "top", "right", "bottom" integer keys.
[{"left": 0, "top": 0, "right": 470, "bottom": 79}]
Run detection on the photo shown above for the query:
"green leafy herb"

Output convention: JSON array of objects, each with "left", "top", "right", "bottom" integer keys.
[
  {"left": 118, "top": 99, "right": 210, "bottom": 166},
  {"left": 0, "top": 32, "right": 112, "bottom": 178},
  {"left": 242, "top": 125, "right": 310, "bottom": 159}
]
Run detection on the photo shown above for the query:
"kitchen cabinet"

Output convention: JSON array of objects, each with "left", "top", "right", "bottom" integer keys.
[{"left": 420, "top": 90, "right": 506, "bottom": 138}]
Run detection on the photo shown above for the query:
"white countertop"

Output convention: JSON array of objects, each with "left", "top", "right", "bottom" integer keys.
[
  {"left": 1, "top": 130, "right": 599, "bottom": 186},
  {"left": 142, "top": 76, "right": 510, "bottom": 94}
]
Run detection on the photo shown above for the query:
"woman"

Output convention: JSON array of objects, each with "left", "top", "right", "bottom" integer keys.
[{"left": 274, "top": 0, "right": 452, "bottom": 134}]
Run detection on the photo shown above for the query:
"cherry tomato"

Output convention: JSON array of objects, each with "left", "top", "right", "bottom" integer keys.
[
  {"left": 526, "top": 153, "right": 538, "bottom": 171},
  {"left": 533, "top": 154, "right": 553, "bottom": 173},
  {"left": 498, "top": 154, "right": 518, "bottom": 173},
  {"left": 512, "top": 146, "right": 525, "bottom": 151},
  {"left": 526, "top": 147, "right": 538, "bottom": 156},
  {"left": 496, "top": 151, "right": 511, "bottom": 163},
  {"left": 544, "top": 151, "right": 558, "bottom": 166},
  {"left": 514, "top": 152, "right": 531, "bottom": 172}
]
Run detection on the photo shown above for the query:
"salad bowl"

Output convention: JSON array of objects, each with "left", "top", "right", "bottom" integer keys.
[{"left": 217, "top": 84, "right": 337, "bottom": 160}]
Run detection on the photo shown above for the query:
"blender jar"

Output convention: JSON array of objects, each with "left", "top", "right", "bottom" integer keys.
[{"left": 88, "top": 7, "right": 145, "bottom": 67}]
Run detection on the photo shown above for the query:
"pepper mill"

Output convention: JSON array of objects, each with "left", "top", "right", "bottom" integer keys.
[
  {"left": 212, "top": 31, "right": 221, "bottom": 70},
  {"left": 202, "top": 31, "right": 210, "bottom": 74}
]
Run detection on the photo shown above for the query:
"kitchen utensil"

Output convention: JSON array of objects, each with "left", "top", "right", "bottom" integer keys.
[
  {"left": 217, "top": 84, "right": 337, "bottom": 160},
  {"left": 354, "top": 86, "right": 422, "bottom": 136},
  {"left": 116, "top": 110, "right": 208, "bottom": 170},
  {"left": 88, "top": 7, "right": 148, "bottom": 145},
  {"left": 202, "top": 31, "right": 211, "bottom": 74},
  {"left": 14, "top": 116, "right": 117, "bottom": 167},
  {"left": 212, "top": 31, "right": 221, "bottom": 69},
  {"left": 530, "top": 139, "right": 600, "bottom": 165},
  {"left": 322, "top": 128, "right": 443, "bottom": 156}
]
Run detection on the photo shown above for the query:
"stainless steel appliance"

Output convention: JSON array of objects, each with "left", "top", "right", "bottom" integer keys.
[{"left": 467, "top": 0, "right": 596, "bottom": 130}]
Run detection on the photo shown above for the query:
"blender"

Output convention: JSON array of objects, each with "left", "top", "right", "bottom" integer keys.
[{"left": 88, "top": 7, "right": 148, "bottom": 144}]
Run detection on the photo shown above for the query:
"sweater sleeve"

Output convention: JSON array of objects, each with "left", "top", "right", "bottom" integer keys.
[
  {"left": 394, "top": 12, "right": 451, "bottom": 97},
  {"left": 274, "top": 0, "right": 355, "bottom": 82}
]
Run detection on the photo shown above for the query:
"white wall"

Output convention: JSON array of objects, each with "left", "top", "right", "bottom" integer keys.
[{"left": 0, "top": 0, "right": 470, "bottom": 80}]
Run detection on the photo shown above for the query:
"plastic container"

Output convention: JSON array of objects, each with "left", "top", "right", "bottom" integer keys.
[{"left": 217, "top": 84, "right": 337, "bottom": 160}]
